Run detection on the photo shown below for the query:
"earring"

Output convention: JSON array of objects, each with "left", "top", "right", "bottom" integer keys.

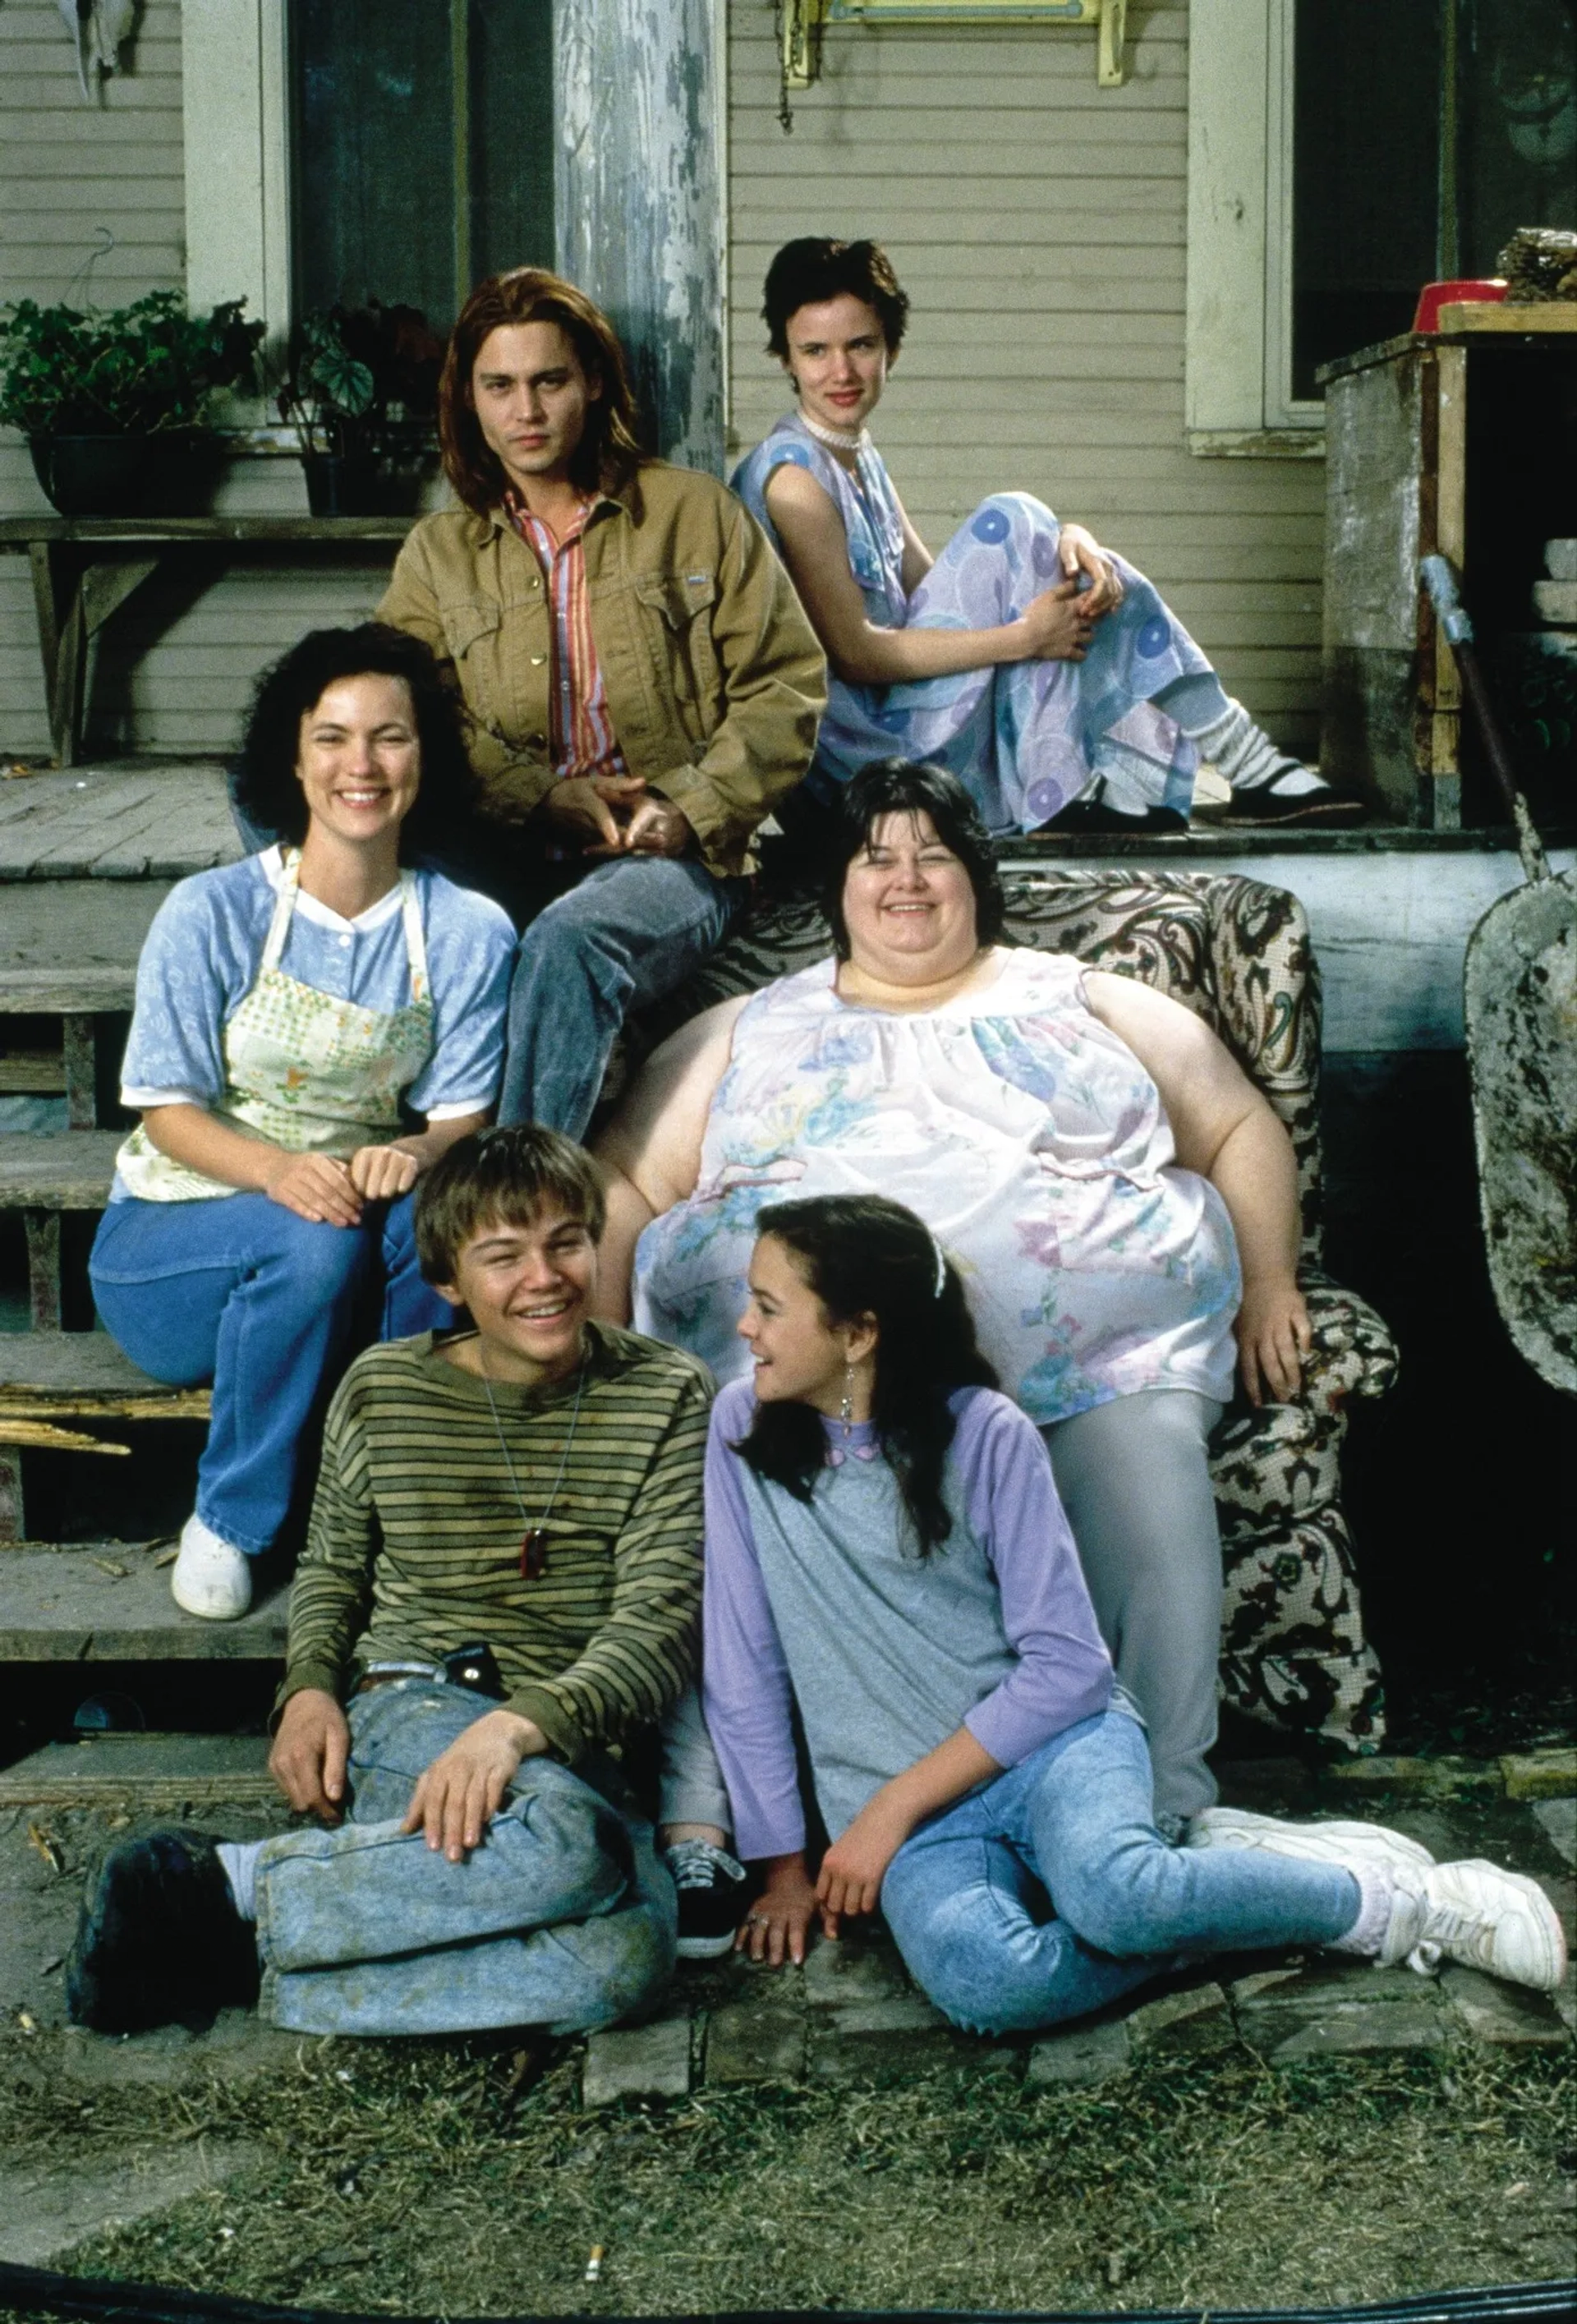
[{"left": 839, "top": 1364, "right": 855, "bottom": 1432}]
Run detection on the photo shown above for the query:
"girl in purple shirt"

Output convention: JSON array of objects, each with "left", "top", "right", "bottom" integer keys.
[{"left": 702, "top": 1195, "right": 1563, "bottom": 2030}]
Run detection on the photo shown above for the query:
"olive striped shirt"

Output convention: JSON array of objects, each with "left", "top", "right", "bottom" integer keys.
[{"left": 281, "top": 1322, "right": 712, "bottom": 1763}]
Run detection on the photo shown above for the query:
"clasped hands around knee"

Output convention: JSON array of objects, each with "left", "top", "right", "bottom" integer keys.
[{"left": 269, "top": 1687, "right": 548, "bottom": 1863}]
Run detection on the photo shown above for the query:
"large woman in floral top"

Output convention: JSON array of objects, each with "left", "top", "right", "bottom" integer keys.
[{"left": 594, "top": 760, "right": 1312, "bottom": 1838}]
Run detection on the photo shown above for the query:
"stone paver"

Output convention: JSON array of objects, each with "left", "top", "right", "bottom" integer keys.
[
  {"left": 1440, "top": 1965, "right": 1569, "bottom": 2049},
  {"left": 705, "top": 1992, "right": 807, "bottom": 2087},
  {"left": 1231, "top": 1958, "right": 1446, "bottom": 2059},
  {"left": 1501, "top": 1749, "right": 1577, "bottom": 1802},
  {"left": 582, "top": 2009, "right": 692, "bottom": 2106},
  {"left": 0, "top": 2141, "right": 261, "bottom": 2266},
  {"left": 1532, "top": 1797, "right": 1576, "bottom": 1868},
  {"left": 1125, "top": 1981, "right": 1233, "bottom": 2055},
  {"left": 1027, "top": 2018, "right": 1131, "bottom": 2087}
]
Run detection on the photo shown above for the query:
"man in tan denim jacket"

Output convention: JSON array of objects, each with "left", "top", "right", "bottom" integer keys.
[{"left": 379, "top": 267, "right": 826, "bottom": 1139}]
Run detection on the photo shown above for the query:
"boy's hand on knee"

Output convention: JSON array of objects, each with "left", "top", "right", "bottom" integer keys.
[
  {"left": 403, "top": 1709, "right": 546, "bottom": 1863},
  {"left": 270, "top": 1688, "right": 352, "bottom": 1823}
]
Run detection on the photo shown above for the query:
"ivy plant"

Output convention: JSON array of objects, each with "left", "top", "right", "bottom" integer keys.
[{"left": 0, "top": 292, "right": 264, "bottom": 438}]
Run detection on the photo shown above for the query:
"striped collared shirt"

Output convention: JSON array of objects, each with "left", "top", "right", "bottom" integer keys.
[
  {"left": 506, "top": 493, "right": 631, "bottom": 785},
  {"left": 278, "top": 1322, "right": 710, "bottom": 1763}
]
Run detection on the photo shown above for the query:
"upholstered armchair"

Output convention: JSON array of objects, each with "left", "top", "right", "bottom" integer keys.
[{"left": 630, "top": 867, "right": 1396, "bottom": 1756}]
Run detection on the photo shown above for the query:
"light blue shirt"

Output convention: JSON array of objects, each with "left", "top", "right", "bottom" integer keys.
[{"left": 117, "top": 848, "right": 515, "bottom": 1169}]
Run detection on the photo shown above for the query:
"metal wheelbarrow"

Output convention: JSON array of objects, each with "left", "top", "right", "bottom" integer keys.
[{"left": 1422, "top": 555, "right": 1577, "bottom": 1396}]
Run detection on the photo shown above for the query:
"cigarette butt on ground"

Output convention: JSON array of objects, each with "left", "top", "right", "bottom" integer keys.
[{"left": 584, "top": 2245, "right": 605, "bottom": 2283}]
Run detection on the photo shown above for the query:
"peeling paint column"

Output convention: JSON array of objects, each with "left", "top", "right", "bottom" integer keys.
[{"left": 554, "top": 0, "right": 725, "bottom": 475}]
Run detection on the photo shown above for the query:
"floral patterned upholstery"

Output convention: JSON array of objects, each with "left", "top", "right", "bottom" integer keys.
[{"left": 632, "top": 867, "right": 1395, "bottom": 1754}]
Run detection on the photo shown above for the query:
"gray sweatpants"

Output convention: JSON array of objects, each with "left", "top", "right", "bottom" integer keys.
[
  {"left": 659, "top": 1385, "right": 1225, "bottom": 1846},
  {"left": 1042, "top": 1388, "right": 1224, "bottom": 1837}
]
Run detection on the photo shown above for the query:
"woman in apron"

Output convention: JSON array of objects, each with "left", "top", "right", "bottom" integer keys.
[{"left": 90, "top": 626, "right": 517, "bottom": 1621}]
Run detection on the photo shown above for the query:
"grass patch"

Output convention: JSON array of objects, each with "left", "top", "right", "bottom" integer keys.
[{"left": 5, "top": 2035, "right": 1575, "bottom": 2314}]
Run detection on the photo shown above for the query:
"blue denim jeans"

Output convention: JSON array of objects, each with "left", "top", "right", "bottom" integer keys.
[
  {"left": 89, "top": 1190, "right": 451, "bottom": 1556},
  {"left": 880, "top": 1710, "right": 1360, "bottom": 2037},
  {"left": 499, "top": 856, "right": 745, "bottom": 1136},
  {"left": 254, "top": 1680, "right": 676, "bottom": 2036}
]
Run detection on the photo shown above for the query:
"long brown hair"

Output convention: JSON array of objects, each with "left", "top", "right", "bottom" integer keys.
[{"left": 438, "top": 268, "right": 646, "bottom": 512}]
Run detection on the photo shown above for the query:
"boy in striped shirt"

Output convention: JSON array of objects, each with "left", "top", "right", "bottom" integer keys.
[{"left": 67, "top": 1126, "right": 710, "bottom": 2040}]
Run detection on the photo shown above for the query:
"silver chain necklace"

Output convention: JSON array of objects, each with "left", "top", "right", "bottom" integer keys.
[{"left": 476, "top": 1343, "right": 587, "bottom": 1580}]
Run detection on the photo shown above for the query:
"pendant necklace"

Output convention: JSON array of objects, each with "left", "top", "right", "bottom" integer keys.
[{"left": 477, "top": 1343, "right": 587, "bottom": 1579}]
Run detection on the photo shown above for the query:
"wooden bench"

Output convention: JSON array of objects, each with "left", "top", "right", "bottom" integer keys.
[{"left": 0, "top": 516, "right": 411, "bottom": 766}]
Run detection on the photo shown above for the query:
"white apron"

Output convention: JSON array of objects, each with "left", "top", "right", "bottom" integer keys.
[{"left": 116, "top": 853, "right": 437, "bottom": 1203}]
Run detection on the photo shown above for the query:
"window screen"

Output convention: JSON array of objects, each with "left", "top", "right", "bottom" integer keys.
[{"left": 290, "top": 0, "right": 554, "bottom": 328}]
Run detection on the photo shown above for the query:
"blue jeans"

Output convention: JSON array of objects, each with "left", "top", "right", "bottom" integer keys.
[
  {"left": 89, "top": 1190, "right": 451, "bottom": 1556},
  {"left": 880, "top": 1710, "right": 1360, "bottom": 2037},
  {"left": 255, "top": 1681, "right": 676, "bottom": 2036},
  {"left": 500, "top": 855, "right": 745, "bottom": 1135}
]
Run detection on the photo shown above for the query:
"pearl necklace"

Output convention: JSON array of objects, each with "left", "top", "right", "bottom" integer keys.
[{"left": 798, "top": 408, "right": 869, "bottom": 453}]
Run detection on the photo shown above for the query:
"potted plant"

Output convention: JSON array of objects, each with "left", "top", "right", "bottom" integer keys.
[
  {"left": 0, "top": 291, "right": 264, "bottom": 516},
  {"left": 278, "top": 301, "right": 446, "bottom": 517}
]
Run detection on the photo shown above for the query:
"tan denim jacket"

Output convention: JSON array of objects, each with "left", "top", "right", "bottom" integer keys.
[{"left": 377, "top": 462, "right": 827, "bottom": 879}]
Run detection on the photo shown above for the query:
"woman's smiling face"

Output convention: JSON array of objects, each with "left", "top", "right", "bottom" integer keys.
[
  {"left": 294, "top": 671, "right": 421, "bottom": 845},
  {"left": 839, "top": 810, "right": 982, "bottom": 985}
]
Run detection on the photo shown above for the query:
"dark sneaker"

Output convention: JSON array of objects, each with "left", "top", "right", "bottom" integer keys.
[
  {"left": 1223, "top": 770, "right": 1365, "bottom": 827},
  {"left": 664, "top": 1839, "right": 747, "bottom": 1960},
  {"left": 67, "top": 1828, "right": 260, "bottom": 2033}
]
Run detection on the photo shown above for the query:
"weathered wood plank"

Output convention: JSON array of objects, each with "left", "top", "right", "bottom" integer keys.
[
  {"left": 0, "top": 1548, "right": 287, "bottom": 1662},
  {"left": 0, "top": 1331, "right": 209, "bottom": 1419},
  {"left": 0, "top": 1733, "right": 278, "bottom": 1808},
  {"left": 0, "top": 1134, "right": 121, "bottom": 1208}
]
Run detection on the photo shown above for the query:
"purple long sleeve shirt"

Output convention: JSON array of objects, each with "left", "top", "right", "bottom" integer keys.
[{"left": 702, "top": 1378, "right": 1115, "bottom": 1858}]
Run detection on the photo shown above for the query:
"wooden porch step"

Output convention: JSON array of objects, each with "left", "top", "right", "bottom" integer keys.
[
  {"left": 0, "top": 1130, "right": 120, "bottom": 1209},
  {"left": 0, "top": 1543, "right": 287, "bottom": 1661},
  {"left": 0, "top": 1331, "right": 209, "bottom": 1420},
  {"left": 0, "top": 1730, "right": 275, "bottom": 1808}
]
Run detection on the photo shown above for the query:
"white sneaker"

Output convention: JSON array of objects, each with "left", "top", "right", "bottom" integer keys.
[
  {"left": 170, "top": 1514, "right": 253, "bottom": 1621},
  {"left": 1380, "top": 1859, "right": 1568, "bottom": 1993},
  {"left": 1186, "top": 1806, "right": 1435, "bottom": 1877}
]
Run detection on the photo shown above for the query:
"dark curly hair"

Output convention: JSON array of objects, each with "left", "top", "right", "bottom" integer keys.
[
  {"left": 733, "top": 1194, "right": 999, "bottom": 1559},
  {"left": 762, "top": 238, "right": 911, "bottom": 361},
  {"left": 823, "top": 758, "right": 1007, "bottom": 961},
  {"left": 232, "top": 624, "right": 479, "bottom": 855}
]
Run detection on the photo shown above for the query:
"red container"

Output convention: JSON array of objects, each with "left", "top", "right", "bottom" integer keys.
[{"left": 1413, "top": 278, "right": 1506, "bottom": 332}]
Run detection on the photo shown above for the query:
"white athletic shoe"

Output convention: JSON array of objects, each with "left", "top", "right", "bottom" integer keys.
[
  {"left": 1380, "top": 1860, "right": 1568, "bottom": 1992},
  {"left": 1185, "top": 1806, "right": 1436, "bottom": 1877},
  {"left": 170, "top": 1513, "right": 253, "bottom": 1621}
]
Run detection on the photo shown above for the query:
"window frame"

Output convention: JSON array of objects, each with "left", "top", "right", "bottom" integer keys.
[{"left": 1185, "top": 0, "right": 1325, "bottom": 458}]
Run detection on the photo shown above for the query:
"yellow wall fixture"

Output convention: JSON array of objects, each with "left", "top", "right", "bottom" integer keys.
[{"left": 780, "top": 0, "right": 1129, "bottom": 99}]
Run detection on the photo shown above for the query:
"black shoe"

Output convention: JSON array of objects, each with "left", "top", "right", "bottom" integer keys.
[
  {"left": 66, "top": 1828, "right": 260, "bottom": 2033},
  {"left": 1222, "top": 771, "right": 1365, "bottom": 827},
  {"left": 1041, "top": 797, "right": 1189, "bottom": 836},
  {"left": 664, "top": 1839, "right": 748, "bottom": 1960}
]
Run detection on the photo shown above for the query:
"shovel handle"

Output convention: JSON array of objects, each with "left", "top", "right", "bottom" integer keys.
[{"left": 1420, "top": 555, "right": 1550, "bottom": 883}]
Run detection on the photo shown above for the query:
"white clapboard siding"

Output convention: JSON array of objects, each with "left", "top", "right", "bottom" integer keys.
[
  {"left": 0, "top": 2, "right": 383, "bottom": 759},
  {"left": 727, "top": 0, "right": 1325, "bottom": 756}
]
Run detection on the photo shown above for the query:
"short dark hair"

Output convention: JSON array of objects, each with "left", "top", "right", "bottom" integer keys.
[
  {"left": 439, "top": 268, "right": 645, "bottom": 513},
  {"left": 823, "top": 758, "right": 1006, "bottom": 960},
  {"left": 232, "top": 623, "right": 479, "bottom": 856},
  {"left": 415, "top": 1126, "right": 608, "bottom": 1286},
  {"left": 735, "top": 1194, "right": 998, "bottom": 1558},
  {"left": 762, "top": 238, "right": 910, "bottom": 361}
]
